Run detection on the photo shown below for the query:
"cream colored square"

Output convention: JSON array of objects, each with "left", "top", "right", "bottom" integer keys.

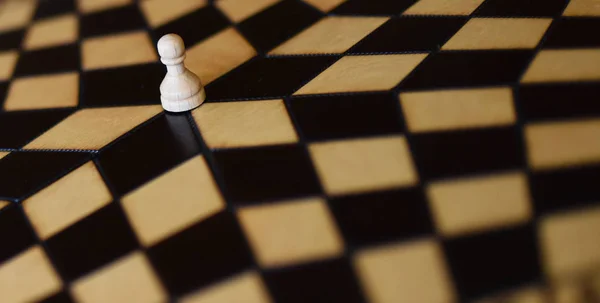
[
  {"left": 270, "top": 16, "right": 388, "bottom": 55},
  {"left": 404, "top": 0, "right": 485, "bottom": 15},
  {"left": 238, "top": 197, "right": 344, "bottom": 268},
  {"left": 354, "top": 239, "right": 456, "bottom": 303},
  {"left": 309, "top": 136, "right": 418, "bottom": 196},
  {"left": 400, "top": 87, "right": 515, "bottom": 133},
  {"left": 186, "top": 27, "right": 256, "bottom": 85},
  {"left": 443, "top": 18, "right": 551, "bottom": 50},
  {"left": 521, "top": 48, "right": 600, "bottom": 83},
  {"left": 303, "top": 0, "right": 346, "bottom": 12},
  {"left": 180, "top": 271, "right": 273, "bottom": 303},
  {"left": 563, "top": 0, "right": 600, "bottom": 16},
  {"left": 78, "top": 0, "right": 132, "bottom": 14},
  {"left": 295, "top": 54, "right": 427, "bottom": 95},
  {"left": 552, "top": 281, "right": 591, "bottom": 303},
  {"left": 427, "top": 171, "right": 532, "bottom": 237},
  {"left": 0, "top": 51, "right": 18, "bottom": 81},
  {"left": 216, "top": 0, "right": 281, "bottom": 22},
  {"left": 0, "top": 246, "right": 62, "bottom": 303},
  {"left": 192, "top": 99, "right": 298, "bottom": 149},
  {"left": 0, "top": 0, "right": 36, "bottom": 31},
  {"left": 24, "top": 14, "right": 78, "bottom": 51},
  {"left": 140, "top": 0, "right": 206, "bottom": 28},
  {"left": 540, "top": 206, "right": 600, "bottom": 280},
  {"left": 82, "top": 31, "right": 158, "bottom": 70},
  {"left": 24, "top": 162, "right": 112, "bottom": 240},
  {"left": 4, "top": 72, "right": 79, "bottom": 111},
  {"left": 525, "top": 118, "right": 600, "bottom": 170},
  {"left": 24, "top": 105, "right": 162, "bottom": 150},
  {"left": 0, "top": 152, "right": 9, "bottom": 160},
  {"left": 122, "top": 155, "right": 225, "bottom": 247},
  {"left": 71, "top": 252, "right": 167, "bottom": 303}
]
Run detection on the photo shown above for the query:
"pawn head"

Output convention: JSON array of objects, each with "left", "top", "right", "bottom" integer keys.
[{"left": 157, "top": 34, "right": 185, "bottom": 59}]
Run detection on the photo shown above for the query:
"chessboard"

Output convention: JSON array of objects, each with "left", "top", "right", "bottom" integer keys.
[{"left": 0, "top": 0, "right": 599, "bottom": 302}]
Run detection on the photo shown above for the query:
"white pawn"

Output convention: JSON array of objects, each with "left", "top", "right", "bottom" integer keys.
[{"left": 157, "top": 34, "right": 205, "bottom": 112}]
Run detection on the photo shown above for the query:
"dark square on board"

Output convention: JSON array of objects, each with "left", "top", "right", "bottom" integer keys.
[
  {"left": 46, "top": 203, "right": 139, "bottom": 281},
  {"left": 289, "top": 92, "right": 404, "bottom": 142},
  {"left": 147, "top": 211, "right": 254, "bottom": 296},
  {"left": 542, "top": 18, "right": 600, "bottom": 49},
  {"left": 13, "top": 44, "right": 80, "bottom": 77},
  {"left": 82, "top": 63, "right": 163, "bottom": 107},
  {"left": 443, "top": 224, "right": 542, "bottom": 301},
  {"left": 350, "top": 16, "right": 467, "bottom": 53},
  {"left": 34, "top": 0, "right": 76, "bottom": 20},
  {"left": 153, "top": 5, "right": 230, "bottom": 48},
  {"left": 98, "top": 113, "right": 200, "bottom": 196},
  {"left": 80, "top": 4, "right": 147, "bottom": 38},
  {"left": 332, "top": 0, "right": 419, "bottom": 15},
  {"left": 237, "top": 0, "right": 323, "bottom": 53},
  {"left": 329, "top": 187, "right": 434, "bottom": 247},
  {"left": 410, "top": 126, "right": 525, "bottom": 180},
  {"left": 474, "top": 0, "right": 569, "bottom": 17},
  {"left": 0, "top": 205, "right": 37, "bottom": 264},
  {"left": 206, "top": 56, "right": 338, "bottom": 101},
  {"left": 263, "top": 257, "right": 365, "bottom": 303},
  {"left": 0, "top": 82, "right": 7, "bottom": 107},
  {"left": 212, "top": 144, "right": 321, "bottom": 204},
  {"left": 0, "top": 29, "right": 25, "bottom": 52},
  {"left": 518, "top": 82, "right": 600, "bottom": 122},
  {"left": 400, "top": 50, "right": 534, "bottom": 89},
  {"left": 37, "top": 291, "right": 75, "bottom": 303},
  {"left": 0, "top": 152, "right": 90, "bottom": 200},
  {"left": 530, "top": 164, "right": 600, "bottom": 215},
  {"left": 0, "top": 109, "right": 73, "bottom": 149}
]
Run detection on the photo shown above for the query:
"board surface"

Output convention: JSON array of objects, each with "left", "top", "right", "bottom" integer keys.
[{"left": 0, "top": 0, "right": 599, "bottom": 302}]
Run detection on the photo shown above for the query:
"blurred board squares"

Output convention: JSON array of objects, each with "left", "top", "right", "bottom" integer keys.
[
  {"left": 521, "top": 48, "right": 600, "bottom": 83},
  {"left": 71, "top": 252, "right": 166, "bottom": 303},
  {"left": 82, "top": 31, "right": 157, "bottom": 70},
  {"left": 4, "top": 72, "right": 78, "bottom": 111},
  {"left": 0, "top": 51, "right": 18, "bottom": 81},
  {"left": 185, "top": 27, "right": 256, "bottom": 85},
  {"left": 309, "top": 136, "right": 418, "bottom": 196},
  {"left": 180, "top": 271, "right": 272, "bottom": 303},
  {"left": 0, "top": 246, "right": 62, "bottom": 303},
  {"left": 525, "top": 118, "right": 600, "bottom": 170},
  {"left": 237, "top": 197, "right": 344, "bottom": 268},
  {"left": 427, "top": 171, "right": 532, "bottom": 237},
  {"left": 23, "top": 14, "right": 78, "bottom": 51},
  {"left": 0, "top": 0, "right": 37, "bottom": 32},
  {"left": 77, "top": 0, "right": 132, "bottom": 14},
  {"left": 216, "top": 0, "right": 281, "bottom": 23},
  {"left": 122, "top": 155, "right": 225, "bottom": 247},
  {"left": 354, "top": 239, "right": 456, "bottom": 303},
  {"left": 400, "top": 87, "right": 515, "bottom": 133},
  {"left": 140, "top": 0, "right": 207, "bottom": 28},
  {"left": 23, "top": 161, "right": 112, "bottom": 240},
  {"left": 539, "top": 205, "right": 600, "bottom": 280}
]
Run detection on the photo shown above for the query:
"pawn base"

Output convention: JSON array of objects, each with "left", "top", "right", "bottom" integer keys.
[{"left": 161, "top": 88, "right": 206, "bottom": 112}]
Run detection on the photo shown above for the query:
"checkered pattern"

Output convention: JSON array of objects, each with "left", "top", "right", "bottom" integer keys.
[{"left": 0, "top": 0, "right": 599, "bottom": 302}]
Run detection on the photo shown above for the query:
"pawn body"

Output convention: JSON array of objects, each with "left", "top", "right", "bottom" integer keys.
[{"left": 158, "top": 34, "right": 205, "bottom": 112}]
